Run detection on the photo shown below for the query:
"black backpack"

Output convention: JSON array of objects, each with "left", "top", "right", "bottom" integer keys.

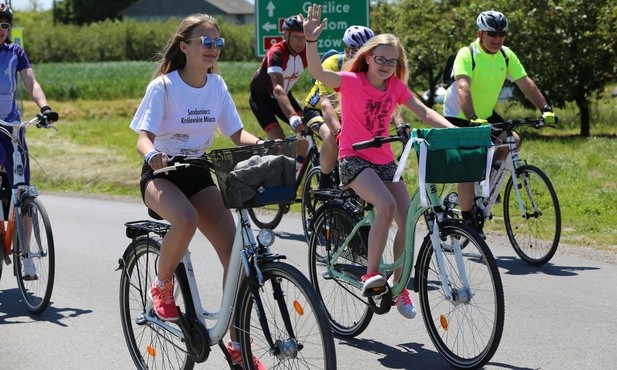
[{"left": 442, "top": 45, "right": 509, "bottom": 88}]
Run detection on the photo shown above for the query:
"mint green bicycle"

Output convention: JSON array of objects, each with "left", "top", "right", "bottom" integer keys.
[{"left": 308, "top": 127, "right": 505, "bottom": 369}]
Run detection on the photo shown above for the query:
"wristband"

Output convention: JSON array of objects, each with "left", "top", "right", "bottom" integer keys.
[
  {"left": 144, "top": 150, "right": 160, "bottom": 164},
  {"left": 256, "top": 137, "right": 263, "bottom": 145},
  {"left": 305, "top": 39, "right": 318, "bottom": 43},
  {"left": 40, "top": 105, "right": 51, "bottom": 113}
]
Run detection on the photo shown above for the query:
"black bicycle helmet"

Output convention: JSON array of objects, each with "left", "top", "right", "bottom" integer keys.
[
  {"left": 342, "top": 26, "right": 374, "bottom": 48},
  {"left": 282, "top": 15, "right": 303, "bottom": 32},
  {"left": 476, "top": 10, "right": 508, "bottom": 32},
  {"left": 0, "top": 3, "right": 13, "bottom": 23}
]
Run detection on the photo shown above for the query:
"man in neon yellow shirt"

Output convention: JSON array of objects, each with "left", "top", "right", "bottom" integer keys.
[
  {"left": 443, "top": 10, "right": 557, "bottom": 236},
  {"left": 303, "top": 25, "right": 408, "bottom": 189}
]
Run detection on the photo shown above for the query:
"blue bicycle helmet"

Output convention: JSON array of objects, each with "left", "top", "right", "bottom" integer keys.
[{"left": 476, "top": 10, "right": 508, "bottom": 32}]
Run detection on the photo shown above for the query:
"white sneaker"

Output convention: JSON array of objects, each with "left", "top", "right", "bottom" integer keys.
[
  {"left": 395, "top": 289, "right": 417, "bottom": 319},
  {"left": 22, "top": 257, "right": 38, "bottom": 280},
  {"left": 388, "top": 277, "right": 416, "bottom": 319}
]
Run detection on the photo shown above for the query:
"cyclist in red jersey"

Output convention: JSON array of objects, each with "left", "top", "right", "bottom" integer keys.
[{"left": 249, "top": 15, "right": 309, "bottom": 161}]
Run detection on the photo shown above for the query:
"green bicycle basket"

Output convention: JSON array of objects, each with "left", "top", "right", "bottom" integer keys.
[{"left": 411, "top": 125, "right": 494, "bottom": 184}]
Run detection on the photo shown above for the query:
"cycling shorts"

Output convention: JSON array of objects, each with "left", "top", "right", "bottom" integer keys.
[
  {"left": 302, "top": 107, "right": 325, "bottom": 131},
  {"left": 249, "top": 90, "right": 302, "bottom": 131}
]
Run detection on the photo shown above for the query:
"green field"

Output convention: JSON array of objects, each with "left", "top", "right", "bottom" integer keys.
[{"left": 19, "top": 61, "right": 617, "bottom": 253}]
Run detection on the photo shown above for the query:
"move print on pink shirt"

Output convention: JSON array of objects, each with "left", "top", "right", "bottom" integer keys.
[{"left": 337, "top": 72, "right": 412, "bottom": 164}]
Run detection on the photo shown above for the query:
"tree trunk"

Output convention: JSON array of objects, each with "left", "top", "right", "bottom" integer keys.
[{"left": 575, "top": 95, "right": 590, "bottom": 137}]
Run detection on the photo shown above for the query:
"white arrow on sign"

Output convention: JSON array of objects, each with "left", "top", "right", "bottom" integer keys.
[
  {"left": 266, "top": 1, "right": 276, "bottom": 17},
  {"left": 262, "top": 22, "right": 277, "bottom": 32}
]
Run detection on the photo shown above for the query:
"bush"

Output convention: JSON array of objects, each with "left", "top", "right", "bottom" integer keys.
[{"left": 13, "top": 11, "right": 258, "bottom": 63}]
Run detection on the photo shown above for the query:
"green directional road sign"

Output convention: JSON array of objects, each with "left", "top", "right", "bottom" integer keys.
[{"left": 255, "top": 0, "right": 369, "bottom": 57}]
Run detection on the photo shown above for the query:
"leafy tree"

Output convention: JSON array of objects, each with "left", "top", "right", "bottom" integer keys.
[
  {"left": 371, "top": 0, "right": 616, "bottom": 136},
  {"left": 505, "top": 0, "right": 616, "bottom": 137},
  {"left": 54, "top": 0, "right": 137, "bottom": 25}
]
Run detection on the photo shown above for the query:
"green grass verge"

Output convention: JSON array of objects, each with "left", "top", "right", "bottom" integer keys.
[{"left": 20, "top": 62, "right": 617, "bottom": 254}]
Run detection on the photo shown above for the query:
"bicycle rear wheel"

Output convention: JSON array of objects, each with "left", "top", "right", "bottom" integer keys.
[
  {"left": 503, "top": 164, "right": 561, "bottom": 265},
  {"left": 308, "top": 205, "right": 373, "bottom": 337},
  {"left": 119, "top": 237, "right": 196, "bottom": 370},
  {"left": 235, "top": 262, "right": 336, "bottom": 370},
  {"left": 301, "top": 166, "right": 321, "bottom": 244},
  {"left": 247, "top": 203, "right": 287, "bottom": 230},
  {"left": 416, "top": 222, "right": 504, "bottom": 369},
  {"left": 14, "top": 197, "right": 55, "bottom": 314}
]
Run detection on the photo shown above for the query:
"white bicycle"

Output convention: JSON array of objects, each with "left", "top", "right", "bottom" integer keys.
[
  {"left": 0, "top": 114, "right": 56, "bottom": 314},
  {"left": 118, "top": 140, "right": 336, "bottom": 369}
]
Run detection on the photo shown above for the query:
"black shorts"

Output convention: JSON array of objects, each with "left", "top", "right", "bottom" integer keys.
[
  {"left": 302, "top": 107, "right": 325, "bottom": 131},
  {"left": 338, "top": 156, "right": 398, "bottom": 187},
  {"left": 249, "top": 90, "right": 302, "bottom": 131},
  {"left": 139, "top": 161, "right": 216, "bottom": 219},
  {"left": 445, "top": 110, "right": 504, "bottom": 128}
]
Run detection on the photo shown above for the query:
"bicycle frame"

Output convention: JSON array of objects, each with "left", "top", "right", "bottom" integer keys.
[
  {"left": 130, "top": 208, "right": 262, "bottom": 345},
  {"left": 474, "top": 131, "right": 535, "bottom": 221},
  {"left": 0, "top": 119, "right": 45, "bottom": 264},
  {"left": 323, "top": 137, "right": 473, "bottom": 304}
]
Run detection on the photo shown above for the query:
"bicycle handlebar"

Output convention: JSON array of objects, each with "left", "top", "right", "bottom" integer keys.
[
  {"left": 152, "top": 155, "right": 210, "bottom": 175},
  {"left": 352, "top": 135, "right": 408, "bottom": 150},
  {"left": 490, "top": 117, "right": 554, "bottom": 131},
  {"left": 0, "top": 113, "right": 57, "bottom": 132}
]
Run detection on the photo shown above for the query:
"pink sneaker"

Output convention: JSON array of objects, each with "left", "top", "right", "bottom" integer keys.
[
  {"left": 149, "top": 278, "right": 179, "bottom": 321},
  {"left": 395, "top": 289, "right": 417, "bottom": 319},
  {"left": 361, "top": 272, "right": 387, "bottom": 297},
  {"left": 226, "top": 340, "right": 266, "bottom": 370}
]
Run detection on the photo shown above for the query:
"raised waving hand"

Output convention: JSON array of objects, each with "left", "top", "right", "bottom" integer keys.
[{"left": 300, "top": 4, "right": 326, "bottom": 42}]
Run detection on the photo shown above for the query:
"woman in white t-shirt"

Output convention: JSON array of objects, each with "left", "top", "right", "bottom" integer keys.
[{"left": 129, "top": 15, "right": 265, "bottom": 368}]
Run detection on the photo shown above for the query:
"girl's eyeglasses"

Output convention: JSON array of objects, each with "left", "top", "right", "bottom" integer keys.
[
  {"left": 186, "top": 36, "right": 225, "bottom": 50},
  {"left": 0, "top": 23, "right": 11, "bottom": 30},
  {"left": 372, "top": 55, "right": 399, "bottom": 68}
]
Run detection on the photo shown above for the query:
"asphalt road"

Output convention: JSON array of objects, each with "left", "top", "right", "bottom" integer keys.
[{"left": 1, "top": 194, "right": 616, "bottom": 369}]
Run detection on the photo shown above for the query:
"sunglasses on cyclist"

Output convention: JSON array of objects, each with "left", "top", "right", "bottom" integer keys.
[
  {"left": 0, "top": 23, "right": 10, "bottom": 30},
  {"left": 186, "top": 36, "right": 225, "bottom": 50},
  {"left": 372, "top": 55, "right": 399, "bottom": 68},
  {"left": 486, "top": 31, "right": 507, "bottom": 38}
]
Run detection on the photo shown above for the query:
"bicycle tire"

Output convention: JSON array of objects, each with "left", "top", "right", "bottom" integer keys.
[
  {"left": 119, "top": 237, "right": 196, "bottom": 370},
  {"left": 301, "top": 166, "right": 322, "bottom": 244},
  {"left": 14, "top": 197, "right": 55, "bottom": 314},
  {"left": 308, "top": 205, "right": 373, "bottom": 337},
  {"left": 503, "top": 164, "right": 561, "bottom": 266},
  {"left": 235, "top": 262, "right": 337, "bottom": 370},
  {"left": 247, "top": 203, "right": 286, "bottom": 230},
  {"left": 416, "top": 222, "right": 504, "bottom": 369}
]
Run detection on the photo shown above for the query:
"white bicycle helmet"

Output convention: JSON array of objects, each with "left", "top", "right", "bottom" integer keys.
[
  {"left": 342, "top": 25, "right": 374, "bottom": 48},
  {"left": 476, "top": 10, "right": 508, "bottom": 32}
]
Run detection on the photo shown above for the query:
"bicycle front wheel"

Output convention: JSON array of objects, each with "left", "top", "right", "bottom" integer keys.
[
  {"left": 14, "top": 197, "right": 55, "bottom": 314},
  {"left": 248, "top": 203, "right": 286, "bottom": 230},
  {"left": 417, "top": 222, "right": 504, "bottom": 369},
  {"left": 235, "top": 262, "right": 336, "bottom": 370},
  {"left": 301, "top": 166, "right": 321, "bottom": 244},
  {"left": 119, "top": 237, "right": 196, "bottom": 370},
  {"left": 308, "top": 205, "right": 373, "bottom": 337},
  {"left": 503, "top": 164, "right": 561, "bottom": 265}
]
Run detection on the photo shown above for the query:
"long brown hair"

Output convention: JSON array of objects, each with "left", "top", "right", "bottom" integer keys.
[
  {"left": 344, "top": 33, "right": 409, "bottom": 85},
  {"left": 152, "top": 13, "right": 220, "bottom": 79}
]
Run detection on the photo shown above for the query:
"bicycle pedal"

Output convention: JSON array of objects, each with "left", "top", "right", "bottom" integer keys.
[{"left": 362, "top": 284, "right": 388, "bottom": 297}]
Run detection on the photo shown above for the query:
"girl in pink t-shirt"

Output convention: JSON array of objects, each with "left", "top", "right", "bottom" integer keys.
[{"left": 302, "top": 5, "right": 455, "bottom": 319}]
